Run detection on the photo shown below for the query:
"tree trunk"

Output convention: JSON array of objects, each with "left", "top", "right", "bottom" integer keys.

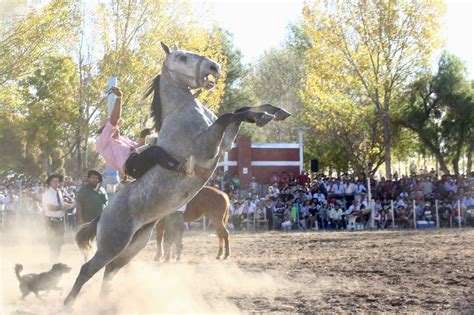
[
  {"left": 467, "top": 151, "right": 472, "bottom": 174},
  {"left": 382, "top": 115, "right": 391, "bottom": 180}
]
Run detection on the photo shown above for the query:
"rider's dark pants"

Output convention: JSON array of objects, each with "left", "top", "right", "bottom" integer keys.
[{"left": 125, "top": 146, "right": 180, "bottom": 179}]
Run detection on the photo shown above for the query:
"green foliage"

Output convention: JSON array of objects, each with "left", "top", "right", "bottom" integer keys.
[
  {"left": 0, "top": 0, "right": 80, "bottom": 85},
  {"left": 300, "top": 0, "right": 445, "bottom": 176},
  {"left": 242, "top": 47, "right": 305, "bottom": 143},
  {"left": 396, "top": 52, "right": 474, "bottom": 175}
]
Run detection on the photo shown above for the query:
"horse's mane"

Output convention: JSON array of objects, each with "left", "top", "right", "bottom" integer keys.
[{"left": 144, "top": 74, "right": 162, "bottom": 132}]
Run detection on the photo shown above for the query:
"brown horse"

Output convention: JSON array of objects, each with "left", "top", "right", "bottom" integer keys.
[{"left": 155, "top": 186, "right": 231, "bottom": 260}]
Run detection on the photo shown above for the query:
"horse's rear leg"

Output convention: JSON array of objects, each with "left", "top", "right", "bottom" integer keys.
[
  {"left": 64, "top": 222, "right": 135, "bottom": 306},
  {"left": 64, "top": 252, "right": 112, "bottom": 306},
  {"left": 154, "top": 220, "right": 165, "bottom": 261},
  {"left": 220, "top": 225, "right": 231, "bottom": 259},
  {"left": 101, "top": 222, "right": 156, "bottom": 296},
  {"left": 215, "top": 223, "right": 230, "bottom": 259}
]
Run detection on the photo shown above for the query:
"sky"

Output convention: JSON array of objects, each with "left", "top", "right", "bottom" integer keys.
[{"left": 198, "top": 0, "right": 474, "bottom": 77}]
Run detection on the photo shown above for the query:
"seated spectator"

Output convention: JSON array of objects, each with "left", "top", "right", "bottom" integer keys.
[
  {"left": 308, "top": 200, "right": 319, "bottom": 229},
  {"left": 422, "top": 202, "right": 434, "bottom": 222},
  {"left": 396, "top": 205, "right": 410, "bottom": 229},
  {"left": 378, "top": 209, "right": 389, "bottom": 229},
  {"left": 273, "top": 199, "right": 286, "bottom": 230},
  {"left": 312, "top": 188, "right": 326, "bottom": 204},
  {"left": 264, "top": 198, "right": 274, "bottom": 230},
  {"left": 296, "top": 171, "right": 309, "bottom": 188},
  {"left": 300, "top": 199, "right": 310, "bottom": 230},
  {"left": 280, "top": 187, "right": 294, "bottom": 203},
  {"left": 329, "top": 203, "right": 344, "bottom": 229}
]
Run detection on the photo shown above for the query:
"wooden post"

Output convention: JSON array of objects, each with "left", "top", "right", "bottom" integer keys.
[
  {"left": 435, "top": 200, "right": 440, "bottom": 228},
  {"left": 413, "top": 200, "right": 417, "bottom": 229},
  {"left": 457, "top": 200, "right": 462, "bottom": 228},
  {"left": 391, "top": 200, "right": 395, "bottom": 229}
]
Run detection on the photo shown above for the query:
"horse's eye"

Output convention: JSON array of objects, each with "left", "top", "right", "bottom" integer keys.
[{"left": 179, "top": 55, "right": 187, "bottom": 63}]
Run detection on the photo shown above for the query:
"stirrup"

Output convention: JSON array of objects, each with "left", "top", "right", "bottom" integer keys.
[{"left": 183, "top": 155, "right": 195, "bottom": 177}]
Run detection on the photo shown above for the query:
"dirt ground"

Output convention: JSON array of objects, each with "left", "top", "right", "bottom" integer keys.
[{"left": 1, "top": 227, "right": 473, "bottom": 314}]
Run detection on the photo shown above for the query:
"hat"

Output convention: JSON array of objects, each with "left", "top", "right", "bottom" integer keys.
[
  {"left": 46, "top": 174, "right": 64, "bottom": 186},
  {"left": 87, "top": 170, "right": 103, "bottom": 182}
]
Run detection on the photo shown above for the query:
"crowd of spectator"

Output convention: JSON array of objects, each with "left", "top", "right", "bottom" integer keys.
[
  {"left": 208, "top": 169, "right": 474, "bottom": 231},
  {"left": 2, "top": 169, "right": 474, "bottom": 233},
  {"left": 0, "top": 176, "right": 80, "bottom": 231}
]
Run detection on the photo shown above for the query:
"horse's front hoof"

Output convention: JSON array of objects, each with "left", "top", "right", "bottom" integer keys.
[
  {"left": 256, "top": 112, "right": 274, "bottom": 127},
  {"left": 223, "top": 255, "right": 231, "bottom": 260},
  {"left": 64, "top": 294, "right": 75, "bottom": 307},
  {"left": 274, "top": 109, "right": 291, "bottom": 121},
  {"left": 154, "top": 254, "right": 162, "bottom": 261}
]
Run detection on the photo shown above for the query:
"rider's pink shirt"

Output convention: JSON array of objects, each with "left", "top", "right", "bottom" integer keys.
[{"left": 96, "top": 120, "right": 138, "bottom": 173}]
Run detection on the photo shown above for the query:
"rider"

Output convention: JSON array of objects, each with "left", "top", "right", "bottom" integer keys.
[{"left": 96, "top": 87, "right": 194, "bottom": 179}]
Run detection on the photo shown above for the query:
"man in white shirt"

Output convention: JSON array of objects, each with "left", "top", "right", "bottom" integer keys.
[{"left": 42, "top": 174, "right": 74, "bottom": 263}]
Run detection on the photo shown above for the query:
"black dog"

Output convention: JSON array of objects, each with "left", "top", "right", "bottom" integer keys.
[{"left": 15, "top": 263, "right": 72, "bottom": 299}]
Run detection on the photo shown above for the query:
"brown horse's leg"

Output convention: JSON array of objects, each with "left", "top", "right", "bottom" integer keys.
[
  {"left": 222, "top": 225, "right": 230, "bottom": 259},
  {"left": 154, "top": 220, "right": 165, "bottom": 261},
  {"left": 215, "top": 223, "right": 226, "bottom": 259}
]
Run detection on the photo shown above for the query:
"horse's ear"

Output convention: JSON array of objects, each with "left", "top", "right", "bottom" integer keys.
[
  {"left": 161, "top": 42, "right": 171, "bottom": 55},
  {"left": 173, "top": 42, "right": 179, "bottom": 51}
]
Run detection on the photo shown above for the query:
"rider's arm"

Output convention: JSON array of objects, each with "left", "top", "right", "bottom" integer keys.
[{"left": 109, "top": 87, "right": 123, "bottom": 126}]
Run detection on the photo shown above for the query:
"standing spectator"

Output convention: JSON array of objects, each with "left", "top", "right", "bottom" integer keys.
[
  {"left": 231, "top": 174, "right": 241, "bottom": 191},
  {"left": 75, "top": 170, "right": 108, "bottom": 225},
  {"left": 270, "top": 172, "right": 280, "bottom": 187},
  {"left": 3, "top": 190, "right": 18, "bottom": 228},
  {"left": 249, "top": 177, "right": 258, "bottom": 195},
  {"left": 222, "top": 171, "right": 232, "bottom": 192},
  {"left": 280, "top": 171, "right": 290, "bottom": 188},
  {"left": 354, "top": 179, "right": 367, "bottom": 202},
  {"left": 332, "top": 178, "right": 345, "bottom": 201},
  {"left": 42, "top": 174, "right": 74, "bottom": 263},
  {"left": 296, "top": 171, "right": 309, "bottom": 187},
  {"left": 308, "top": 200, "right": 319, "bottom": 229},
  {"left": 344, "top": 178, "right": 356, "bottom": 209},
  {"left": 264, "top": 198, "right": 274, "bottom": 230}
]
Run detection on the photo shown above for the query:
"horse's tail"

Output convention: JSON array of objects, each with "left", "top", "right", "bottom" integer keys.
[
  {"left": 14, "top": 264, "right": 23, "bottom": 281},
  {"left": 223, "top": 193, "right": 231, "bottom": 225},
  {"left": 75, "top": 215, "right": 100, "bottom": 253}
]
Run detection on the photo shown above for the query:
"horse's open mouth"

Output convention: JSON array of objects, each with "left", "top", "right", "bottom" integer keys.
[{"left": 203, "top": 74, "right": 217, "bottom": 90}]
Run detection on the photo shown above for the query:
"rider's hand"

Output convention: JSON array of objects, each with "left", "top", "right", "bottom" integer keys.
[{"left": 111, "top": 86, "right": 122, "bottom": 97}]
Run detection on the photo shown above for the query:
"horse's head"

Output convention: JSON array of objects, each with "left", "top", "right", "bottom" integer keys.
[{"left": 161, "top": 42, "right": 221, "bottom": 90}]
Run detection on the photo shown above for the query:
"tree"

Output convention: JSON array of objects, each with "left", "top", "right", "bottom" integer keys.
[
  {"left": 0, "top": 0, "right": 79, "bottom": 85},
  {"left": 396, "top": 52, "right": 474, "bottom": 175},
  {"left": 243, "top": 47, "right": 305, "bottom": 143},
  {"left": 301, "top": 0, "right": 445, "bottom": 178},
  {"left": 217, "top": 30, "right": 253, "bottom": 115},
  {"left": 19, "top": 56, "right": 79, "bottom": 176}
]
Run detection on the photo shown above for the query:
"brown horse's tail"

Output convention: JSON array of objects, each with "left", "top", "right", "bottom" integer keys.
[
  {"left": 223, "top": 194, "right": 231, "bottom": 225},
  {"left": 75, "top": 215, "right": 100, "bottom": 253}
]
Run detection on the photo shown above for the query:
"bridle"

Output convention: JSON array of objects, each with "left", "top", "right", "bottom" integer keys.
[
  {"left": 161, "top": 54, "right": 206, "bottom": 89},
  {"left": 158, "top": 55, "right": 207, "bottom": 124}
]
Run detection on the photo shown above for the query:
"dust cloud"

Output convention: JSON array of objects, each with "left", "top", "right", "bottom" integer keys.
[{"left": 0, "top": 226, "right": 284, "bottom": 314}]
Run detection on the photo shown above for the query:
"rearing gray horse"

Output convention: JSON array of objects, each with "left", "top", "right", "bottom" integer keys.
[{"left": 64, "top": 42, "right": 290, "bottom": 306}]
